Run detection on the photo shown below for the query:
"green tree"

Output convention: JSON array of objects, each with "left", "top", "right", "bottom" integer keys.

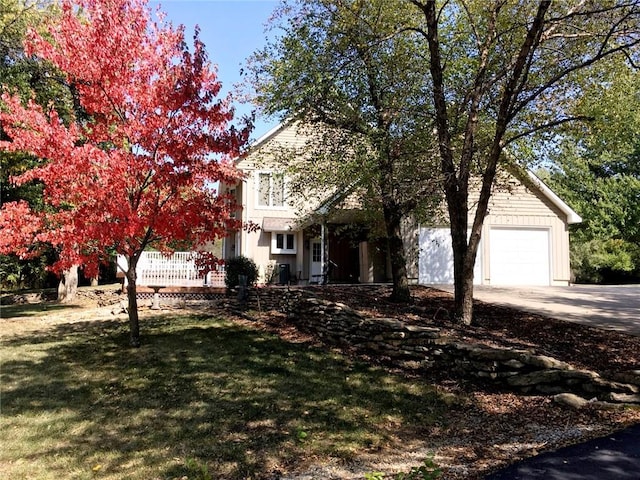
[
  {"left": 408, "top": 0, "right": 640, "bottom": 323},
  {"left": 0, "top": 0, "right": 246, "bottom": 347},
  {"left": 545, "top": 60, "right": 640, "bottom": 283},
  {"left": 249, "top": 0, "right": 640, "bottom": 322},
  {"left": 246, "top": 0, "right": 441, "bottom": 302}
]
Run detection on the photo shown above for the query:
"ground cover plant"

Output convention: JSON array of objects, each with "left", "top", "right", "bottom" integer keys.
[{"left": 1, "top": 285, "right": 639, "bottom": 479}]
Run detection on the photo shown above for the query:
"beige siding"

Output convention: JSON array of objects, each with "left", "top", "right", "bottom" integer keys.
[
  {"left": 236, "top": 123, "right": 311, "bottom": 171},
  {"left": 234, "top": 125, "right": 575, "bottom": 286},
  {"left": 235, "top": 124, "right": 312, "bottom": 283},
  {"left": 238, "top": 123, "right": 323, "bottom": 221},
  {"left": 414, "top": 170, "right": 573, "bottom": 286},
  {"left": 480, "top": 175, "right": 571, "bottom": 284}
]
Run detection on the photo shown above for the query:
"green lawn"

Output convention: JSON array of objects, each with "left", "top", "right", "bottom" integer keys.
[
  {"left": 0, "top": 312, "right": 446, "bottom": 480},
  {"left": 0, "top": 302, "right": 83, "bottom": 319}
]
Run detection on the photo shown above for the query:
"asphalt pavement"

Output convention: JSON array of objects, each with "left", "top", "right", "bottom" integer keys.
[{"left": 484, "top": 424, "right": 640, "bottom": 479}]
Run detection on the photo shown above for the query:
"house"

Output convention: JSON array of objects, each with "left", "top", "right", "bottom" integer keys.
[
  {"left": 221, "top": 122, "right": 385, "bottom": 285},
  {"left": 221, "top": 123, "right": 581, "bottom": 287},
  {"left": 417, "top": 171, "right": 582, "bottom": 286}
]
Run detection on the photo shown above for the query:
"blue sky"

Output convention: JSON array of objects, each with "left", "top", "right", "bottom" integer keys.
[{"left": 149, "top": 0, "right": 281, "bottom": 139}]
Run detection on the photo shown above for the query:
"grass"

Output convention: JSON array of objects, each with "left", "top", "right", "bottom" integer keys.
[
  {"left": 0, "top": 302, "right": 82, "bottom": 318},
  {"left": 0, "top": 312, "right": 447, "bottom": 480}
]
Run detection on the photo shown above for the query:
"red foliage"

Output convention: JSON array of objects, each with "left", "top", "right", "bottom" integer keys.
[
  {"left": 193, "top": 251, "right": 225, "bottom": 276},
  {"left": 0, "top": 201, "right": 44, "bottom": 259},
  {"left": 0, "top": 0, "right": 248, "bottom": 278}
]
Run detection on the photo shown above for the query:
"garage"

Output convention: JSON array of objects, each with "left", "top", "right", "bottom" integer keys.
[
  {"left": 489, "top": 228, "right": 550, "bottom": 286},
  {"left": 414, "top": 171, "right": 581, "bottom": 287},
  {"left": 418, "top": 227, "right": 481, "bottom": 285}
]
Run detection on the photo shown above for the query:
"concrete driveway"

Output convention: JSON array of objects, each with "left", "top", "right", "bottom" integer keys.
[{"left": 433, "top": 284, "right": 640, "bottom": 336}]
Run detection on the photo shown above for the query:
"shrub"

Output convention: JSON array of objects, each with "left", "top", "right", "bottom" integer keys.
[
  {"left": 571, "top": 238, "right": 640, "bottom": 283},
  {"left": 224, "top": 255, "right": 259, "bottom": 290}
]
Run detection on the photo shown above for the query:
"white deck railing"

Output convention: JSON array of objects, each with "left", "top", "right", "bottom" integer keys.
[{"left": 117, "top": 252, "right": 226, "bottom": 288}]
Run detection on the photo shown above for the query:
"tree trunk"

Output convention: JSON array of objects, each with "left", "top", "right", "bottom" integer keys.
[
  {"left": 57, "top": 265, "right": 78, "bottom": 303},
  {"left": 383, "top": 202, "right": 411, "bottom": 303},
  {"left": 449, "top": 180, "right": 488, "bottom": 325},
  {"left": 453, "top": 252, "right": 475, "bottom": 325},
  {"left": 448, "top": 211, "right": 471, "bottom": 324},
  {"left": 90, "top": 276, "right": 99, "bottom": 287},
  {"left": 126, "top": 261, "right": 141, "bottom": 347}
]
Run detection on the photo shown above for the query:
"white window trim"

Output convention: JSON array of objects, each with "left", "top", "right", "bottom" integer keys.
[
  {"left": 255, "top": 170, "right": 288, "bottom": 210},
  {"left": 271, "top": 232, "right": 297, "bottom": 255}
]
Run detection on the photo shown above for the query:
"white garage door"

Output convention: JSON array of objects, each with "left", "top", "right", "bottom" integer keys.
[
  {"left": 489, "top": 228, "right": 550, "bottom": 286},
  {"left": 419, "top": 228, "right": 481, "bottom": 285}
]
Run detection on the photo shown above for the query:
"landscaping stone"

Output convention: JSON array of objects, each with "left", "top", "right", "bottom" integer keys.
[
  {"left": 612, "top": 370, "right": 640, "bottom": 386},
  {"left": 234, "top": 286, "right": 640, "bottom": 405},
  {"left": 507, "top": 370, "right": 564, "bottom": 387},
  {"left": 553, "top": 393, "right": 589, "bottom": 409},
  {"left": 604, "top": 392, "right": 640, "bottom": 403},
  {"left": 518, "top": 353, "right": 573, "bottom": 370}
]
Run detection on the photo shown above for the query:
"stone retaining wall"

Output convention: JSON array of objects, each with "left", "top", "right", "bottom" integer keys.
[{"left": 238, "top": 287, "right": 640, "bottom": 405}]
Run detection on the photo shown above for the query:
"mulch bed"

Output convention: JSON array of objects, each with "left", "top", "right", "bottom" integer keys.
[{"left": 299, "top": 284, "right": 640, "bottom": 376}]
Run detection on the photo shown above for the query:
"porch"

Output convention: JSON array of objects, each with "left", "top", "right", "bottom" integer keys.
[{"left": 117, "top": 252, "right": 226, "bottom": 288}]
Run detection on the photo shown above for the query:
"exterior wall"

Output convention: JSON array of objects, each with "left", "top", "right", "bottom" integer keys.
[
  {"left": 478, "top": 174, "right": 572, "bottom": 285},
  {"left": 414, "top": 170, "right": 574, "bottom": 286},
  {"left": 230, "top": 124, "right": 317, "bottom": 284},
  {"left": 228, "top": 124, "right": 575, "bottom": 287}
]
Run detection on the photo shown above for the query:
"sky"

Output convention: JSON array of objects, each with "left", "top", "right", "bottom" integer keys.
[{"left": 148, "top": 0, "right": 281, "bottom": 140}]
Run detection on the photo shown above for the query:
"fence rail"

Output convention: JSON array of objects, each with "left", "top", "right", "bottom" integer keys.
[{"left": 117, "top": 252, "right": 226, "bottom": 288}]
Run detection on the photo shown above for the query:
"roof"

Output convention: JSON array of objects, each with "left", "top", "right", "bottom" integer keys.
[
  {"left": 525, "top": 170, "right": 582, "bottom": 224},
  {"left": 241, "top": 122, "right": 582, "bottom": 225},
  {"left": 262, "top": 217, "right": 297, "bottom": 232},
  {"left": 235, "top": 122, "right": 289, "bottom": 164}
]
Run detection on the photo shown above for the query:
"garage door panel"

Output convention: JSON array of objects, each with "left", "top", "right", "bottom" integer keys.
[
  {"left": 489, "top": 228, "right": 550, "bottom": 286},
  {"left": 419, "top": 228, "right": 481, "bottom": 285},
  {"left": 419, "top": 228, "right": 454, "bottom": 284}
]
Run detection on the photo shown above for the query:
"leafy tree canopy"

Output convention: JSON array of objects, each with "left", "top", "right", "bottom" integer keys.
[
  {"left": 545, "top": 59, "right": 640, "bottom": 283},
  {"left": 248, "top": 0, "right": 640, "bottom": 322},
  {"left": 0, "top": 0, "right": 249, "bottom": 345},
  {"left": 246, "top": 0, "right": 442, "bottom": 301},
  {"left": 0, "top": 0, "right": 72, "bottom": 290}
]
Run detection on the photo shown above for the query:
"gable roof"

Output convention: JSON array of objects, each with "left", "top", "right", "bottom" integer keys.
[
  {"left": 524, "top": 170, "right": 582, "bottom": 224},
  {"left": 240, "top": 122, "right": 582, "bottom": 225},
  {"left": 235, "top": 122, "right": 290, "bottom": 165}
]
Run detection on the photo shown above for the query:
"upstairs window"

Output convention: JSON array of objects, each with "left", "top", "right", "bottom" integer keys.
[{"left": 257, "top": 172, "right": 285, "bottom": 208}]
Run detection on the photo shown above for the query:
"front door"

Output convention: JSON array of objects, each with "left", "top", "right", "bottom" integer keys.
[{"left": 310, "top": 239, "right": 323, "bottom": 283}]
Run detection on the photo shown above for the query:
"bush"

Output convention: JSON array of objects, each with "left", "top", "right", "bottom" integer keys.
[
  {"left": 224, "top": 255, "right": 259, "bottom": 290},
  {"left": 571, "top": 238, "right": 640, "bottom": 283}
]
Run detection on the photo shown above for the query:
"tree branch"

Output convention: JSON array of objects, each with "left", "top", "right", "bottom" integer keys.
[{"left": 504, "top": 115, "right": 595, "bottom": 146}]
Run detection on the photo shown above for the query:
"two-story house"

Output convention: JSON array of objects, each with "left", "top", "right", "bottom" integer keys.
[
  {"left": 221, "top": 122, "right": 390, "bottom": 284},
  {"left": 222, "top": 122, "right": 581, "bottom": 287}
]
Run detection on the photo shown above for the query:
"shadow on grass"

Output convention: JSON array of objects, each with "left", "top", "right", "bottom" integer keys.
[
  {"left": 1, "top": 314, "right": 449, "bottom": 479},
  {"left": 1, "top": 302, "right": 83, "bottom": 319}
]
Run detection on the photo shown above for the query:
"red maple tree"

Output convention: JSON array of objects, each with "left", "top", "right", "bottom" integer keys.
[{"left": 0, "top": 0, "right": 248, "bottom": 346}]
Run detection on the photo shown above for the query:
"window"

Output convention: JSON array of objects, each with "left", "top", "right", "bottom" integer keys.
[
  {"left": 257, "top": 172, "right": 285, "bottom": 208},
  {"left": 312, "top": 242, "right": 322, "bottom": 262},
  {"left": 271, "top": 232, "right": 296, "bottom": 254}
]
